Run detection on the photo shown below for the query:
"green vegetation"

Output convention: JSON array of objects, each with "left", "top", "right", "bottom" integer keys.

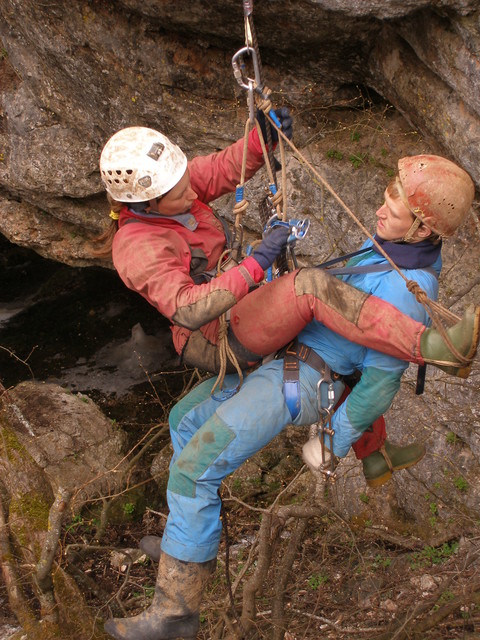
[
  {"left": 307, "top": 572, "right": 328, "bottom": 590},
  {"left": 453, "top": 476, "right": 468, "bottom": 492},
  {"left": 409, "top": 541, "right": 459, "bottom": 570},
  {"left": 349, "top": 152, "right": 368, "bottom": 169},
  {"left": 445, "top": 431, "right": 458, "bottom": 445},
  {"left": 326, "top": 148, "right": 343, "bottom": 160},
  {"left": 123, "top": 502, "right": 135, "bottom": 516}
]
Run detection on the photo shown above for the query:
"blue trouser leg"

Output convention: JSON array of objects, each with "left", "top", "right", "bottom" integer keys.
[
  {"left": 169, "top": 375, "right": 218, "bottom": 433},
  {"left": 161, "top": 358, "right": 364, "bottom": 563},
  {"left": 161, "top": 361, "right": 320, "bottom": 562}
]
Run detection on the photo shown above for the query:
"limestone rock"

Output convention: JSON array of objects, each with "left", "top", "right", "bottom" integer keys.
[{"left": 0, "top": 0, "right": 478, "bottom": 264}]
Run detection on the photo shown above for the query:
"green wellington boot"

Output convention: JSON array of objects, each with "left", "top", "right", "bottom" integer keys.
[
  {"left": 104, "top": 551, "right": 216, "bottom": 640},
  {"left": 362, "top": 440, "right": 426, "bottom": 488},
  {"left": 421, "top": 305, "right": 480, "bottom": 378}
]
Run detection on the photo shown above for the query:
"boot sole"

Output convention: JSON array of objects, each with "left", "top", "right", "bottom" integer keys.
[{"left": 365, "top": 449, "right": 426, "bottom": 488}]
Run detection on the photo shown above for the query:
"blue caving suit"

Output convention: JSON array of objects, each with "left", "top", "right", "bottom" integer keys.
[{"left": 161, "top": 239, "right": 440, "bottom": 562}]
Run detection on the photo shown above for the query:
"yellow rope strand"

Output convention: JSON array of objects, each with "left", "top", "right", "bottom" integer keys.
[{"left": 211, "top": 250, "right": 245, "bottom": 396}]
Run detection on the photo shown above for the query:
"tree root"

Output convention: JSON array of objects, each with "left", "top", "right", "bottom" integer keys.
[{"left": 240, "top": 502, "right": 327, "bottom": 635}]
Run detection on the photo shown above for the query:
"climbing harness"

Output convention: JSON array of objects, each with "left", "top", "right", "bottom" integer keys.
[{"left": 282, "top": 340, "right": 344, "bottom": 482}]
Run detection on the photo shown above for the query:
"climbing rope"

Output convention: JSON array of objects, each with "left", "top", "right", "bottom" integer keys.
[
  {"left": 213, "top": 109, "right": 291, "bottom": 395},
  {"left": 211, "top": 247, "right": 245, "bottom": 399}
]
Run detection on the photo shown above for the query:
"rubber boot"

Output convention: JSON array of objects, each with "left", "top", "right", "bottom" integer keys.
[
  {"left": 104, "top": 552, "right": 216, "bottom": 640},
  {"left": 139, "top": 535, "right": 162, "bottom": 563},
  {"left": 362, "top": 440, "right": 426, "bottom": 488},
  {"left": 420, "top": 304, "right": 480, "bottom": 378}
]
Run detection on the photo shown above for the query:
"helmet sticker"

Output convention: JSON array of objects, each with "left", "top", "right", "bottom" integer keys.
[{"left": 147, "top": 142, "right": 165, "bottom": 161}]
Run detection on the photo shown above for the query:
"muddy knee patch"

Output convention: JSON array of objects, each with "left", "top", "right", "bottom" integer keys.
[
  {"left": 295, "top": 268, "right": 368, "bottom": 324},
  {"left": 168, "top": 414, "right": 235, "bottom": 498}
]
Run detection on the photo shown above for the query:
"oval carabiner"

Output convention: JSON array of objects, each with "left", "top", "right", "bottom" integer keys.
[{"left": 231, "top": 46, "right": 263, "bottom": 92}]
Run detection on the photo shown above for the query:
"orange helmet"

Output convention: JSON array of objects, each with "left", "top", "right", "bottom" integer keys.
[{"left": 397, "top": 155, "right": 475, "bottom": 238}]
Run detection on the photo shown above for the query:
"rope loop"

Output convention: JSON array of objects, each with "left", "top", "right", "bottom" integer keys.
[
  {"left": 210, "top": 253, "right": 246, "bottom": 398},
  {"left": 270, "top": 188, "right": 283, "bottom": 209},
  {"left": 233, "top": 198, "right": 249, "bottom": 217}
]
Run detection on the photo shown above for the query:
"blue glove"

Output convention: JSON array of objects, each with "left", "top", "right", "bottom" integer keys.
[
  {"left": 252, "top": 226, "right": 290, "bottom": 271},
  {"left": 256, "top": 107, "right": 293, "bottom": 144}
]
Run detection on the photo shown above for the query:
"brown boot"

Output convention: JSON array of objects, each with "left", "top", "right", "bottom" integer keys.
[{"left": 104, "top": 552, "right": 216, "bottom": 640}]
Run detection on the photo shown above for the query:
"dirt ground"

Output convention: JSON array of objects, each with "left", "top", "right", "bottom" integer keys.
[{"left": 1, "top": 360, "right": 479, "bottom": 639}]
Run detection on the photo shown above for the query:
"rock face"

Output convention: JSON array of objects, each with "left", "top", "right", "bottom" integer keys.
[
  {"left": 0, "top": 381, "right": 127, "bottom": 638},
  {"left": 0, "top": 0, "right": 479, "bottom": 265}
]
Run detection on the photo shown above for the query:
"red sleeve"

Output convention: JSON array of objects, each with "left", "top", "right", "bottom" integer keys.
[
  {"left": 188, "top": 128, "right": 264, "bottom": 204},
  {"left": 112, "top": 223, "right": 265, "bottom": 331}
]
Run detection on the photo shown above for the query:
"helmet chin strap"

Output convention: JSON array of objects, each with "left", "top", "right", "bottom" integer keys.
[
  {"left": 395, "top": 177, "right": 424, "bottom": 243},
  {"left": 146, "top": 197, "right": 166, "bottom": 215},
  {"left": 148, "top": 198, "right": 158, "bottom": 212},
  {"left": 401, "top": 216, "right": 423, "bottom": 243}
]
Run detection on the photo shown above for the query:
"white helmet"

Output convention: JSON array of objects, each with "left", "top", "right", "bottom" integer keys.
[{"left": 99, "top": 126, "right": 187, "bottom": 202}]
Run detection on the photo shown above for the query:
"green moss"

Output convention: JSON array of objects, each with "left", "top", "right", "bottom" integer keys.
[
  {"left": 10, "top": 492, "right": 50, "bottom": 531},
  {"left": 0, "top": 426, "right": 29, "bottom": 460}
]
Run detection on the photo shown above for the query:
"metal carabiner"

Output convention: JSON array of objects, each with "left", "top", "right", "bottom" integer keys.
[
  {"left": 316, "top": 371, "right": 336, "bottom": 418},
  {"left": 264, "top": 213, "right": 311, "bottom": 244},
  {"left": 232, "top": 46, "right": 263, "bottom": 93},
  {"left": 289, "top": 218, "right": 310, "bottom": 241}
]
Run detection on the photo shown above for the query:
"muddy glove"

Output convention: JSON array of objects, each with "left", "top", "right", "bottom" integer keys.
[
  {"left": 252, "top": 226, "right": 290, "bottom": 271},
  {"left": 256, "top": 107, "right": 293, "bottom": 144}
]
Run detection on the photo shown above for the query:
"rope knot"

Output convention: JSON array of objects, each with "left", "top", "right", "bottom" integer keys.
[
  {"left": 406, "top": 280, "right": 428, "bottom": 304},
  {"left": 257, "top": 87, "right": 273, "bottom": 114},
  {"left": 270, "top": 188, "right": 283, "bottom": 209},
  {"left": 233, "top": 198, "right": 249, "bottom": 216}
]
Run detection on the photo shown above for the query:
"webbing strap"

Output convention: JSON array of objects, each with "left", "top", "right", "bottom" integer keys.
[
  {"left": 325, "top": 264, "right": 439, "bottom": 278},
  {"left": 283, "top": 341, "right": 330, "bottom": 421}
]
